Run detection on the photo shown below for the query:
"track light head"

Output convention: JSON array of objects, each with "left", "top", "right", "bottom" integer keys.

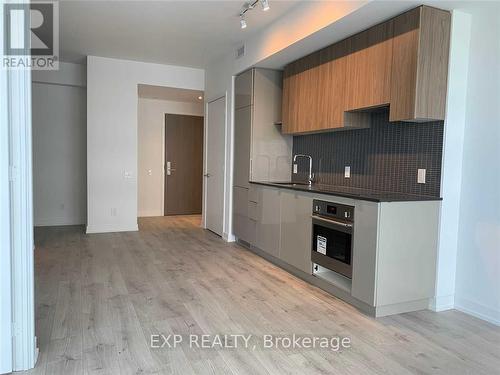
[{"left": 261, "top": 0, "right": 270, "bottom": 11}]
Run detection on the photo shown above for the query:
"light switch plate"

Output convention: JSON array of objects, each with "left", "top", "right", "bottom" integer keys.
[
  {"left": 293, "top": 164, "right": 298, "bottom": 174},
  {"left": 418, "top": 169, "right": 426, "bottom": 184},
  {"left": 344, "top": 166, "right": 351, "bottom": 178}
]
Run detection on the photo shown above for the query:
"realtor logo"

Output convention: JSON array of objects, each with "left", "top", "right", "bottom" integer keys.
[{"left": 3, "top": 1, "right": 59, "bottom": 70}]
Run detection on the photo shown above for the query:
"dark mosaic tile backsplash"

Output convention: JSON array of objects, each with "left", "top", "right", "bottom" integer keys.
[{"left": 292, "top": 110, "right": 444, "bottom": 197}]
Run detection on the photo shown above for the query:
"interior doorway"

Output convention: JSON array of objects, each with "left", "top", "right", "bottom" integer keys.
[
  {"left": 137, "top": 84, "right": 204, "bottom": 219},
  {"left": 204, "top": 96, "right": 226, "bottom": 236},
  {"left": 164, "top": 114, "right": 203, "bottom": 215}
]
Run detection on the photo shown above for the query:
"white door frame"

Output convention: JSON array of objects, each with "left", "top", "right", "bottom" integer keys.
[
  {"left": 0, "top": 2, "right": 13, "bottom": 373},
  {"left": 1, "top": 1, "right": 37, "bottom": 371},
  {"left": 203, "top": 95, "right": 226, "bottom": 233}
]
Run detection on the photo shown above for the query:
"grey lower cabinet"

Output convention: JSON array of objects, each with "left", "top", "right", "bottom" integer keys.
[
  {"left": 233, "top": 186, "right": 255, "bottom": 244},
  {"left": 254, "top": 186, "right": 281, "bottom": 258},
  {"left": 235, "top": 186, "right": 441, "bottom": 317},
  {"left": 279, "top": 191, "right": 313, "bottom": 274}
]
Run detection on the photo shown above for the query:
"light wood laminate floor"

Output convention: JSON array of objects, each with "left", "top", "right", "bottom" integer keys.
[{"left": 26, "top": 216, "right": 500, "bottom": 375}]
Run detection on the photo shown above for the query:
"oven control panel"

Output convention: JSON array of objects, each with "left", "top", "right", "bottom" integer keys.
[{"left": 313, "top": 200, "right": 354, "bottom": 223}]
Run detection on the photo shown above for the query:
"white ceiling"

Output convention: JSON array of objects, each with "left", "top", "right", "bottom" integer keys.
[
  {"left": 59, "top": 0, "right": 301, "bottom": 68},
  {"left": 138, "top": 84, "right": 204, "bottom": 103}
]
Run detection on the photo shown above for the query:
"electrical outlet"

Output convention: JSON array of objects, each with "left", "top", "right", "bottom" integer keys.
[
  {"left": 293, "top": 164, "right": 298, "bottom": 174},
  {"left": 147, "top": 169, "right": 153, "bottom": 176},
  {"left": 344, "top": 166, "right": 351, "bottom": 178},
  {"left": 418, "top": 169, "right": 426, "bottom": 184}
]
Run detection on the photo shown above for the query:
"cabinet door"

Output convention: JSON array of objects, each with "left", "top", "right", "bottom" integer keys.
[
  {"left": 389, "top": 6, "right": 450, "bottom": 121},
  {"left": 280, "top": 191, "right": 313, "bottom": 274},
  {"left": 233, "top": 106, "right": 252, "bottom": 188},
  {"left": 252, "top": 69, "right": 292, "bottom": 182},
  {"left": 345, "top": 21, "right": 393, "bottom": 111},
  {"left": 282, "top": 52, "right": 321, "bottom": 134},
  {"left": 235, "top": 69, "right": 253, "bottom": 109},
  {"left": 255, "top": 187, "right": 281, "bottom": 258},
  {"left": 233, "top": 186, "right": 255, "bottom": 244},
  {"left": 316, "top": 40, "right": 348, "bottom": 129},
  {"left": 350, "top": 201, "right": 379, "bottom": 306}
]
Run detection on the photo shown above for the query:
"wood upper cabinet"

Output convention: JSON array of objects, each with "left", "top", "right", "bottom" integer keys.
[
  {"left": 345, "top": 20, "right": 393, "bottom": 111},
  {"left": 282, "top": 52, "right": 320, "bottom": 134},
  {"left": 281, "top": 6, "right": 450, "bottom": 134},
  {"left": 316, "top": 40, "right": 348, "bottom": 130},
  {"left": 390, "top": 6, "right": 451, "bottom": 122}
]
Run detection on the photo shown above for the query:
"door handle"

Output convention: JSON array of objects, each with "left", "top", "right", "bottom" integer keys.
[
  {"left": 204, "top": 173, "right": 211, "bottom": 177},
  {"left": 166, "top": 161, "right": 176, "bottom": 175}
]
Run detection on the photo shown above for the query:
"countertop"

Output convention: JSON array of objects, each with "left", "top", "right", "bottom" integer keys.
[{"left": 250, "top": 181, "right": 442, "bottom": 202}]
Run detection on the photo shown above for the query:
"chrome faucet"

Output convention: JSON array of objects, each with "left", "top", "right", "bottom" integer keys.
[{"left": 293, "top": 154, "right": 314, "bottom": 185}]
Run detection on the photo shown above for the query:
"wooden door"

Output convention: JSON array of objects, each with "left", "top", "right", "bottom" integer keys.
[
  {"left": 164, "top": 114, "right": 203, "bottom": 215},
  {"left": 345, "top": 20, "right": 394, "bottom": 111}
]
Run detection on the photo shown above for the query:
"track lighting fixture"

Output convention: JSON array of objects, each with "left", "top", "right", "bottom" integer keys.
[{"left": 239, "top": 0, "right": 270, "bottom": 29}]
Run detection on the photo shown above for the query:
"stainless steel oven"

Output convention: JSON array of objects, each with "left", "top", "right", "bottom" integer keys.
[{"left": 311, "top": 200, "right": 354, "bottom": 279}]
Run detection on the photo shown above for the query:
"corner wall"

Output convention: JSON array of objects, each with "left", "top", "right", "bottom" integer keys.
[
  {"left": 453, "top": 5, "right": 500, "bottom": 325},
  {"left": 32, "top": 62, "right": 87, "bottom": 226},
  {"left": 86, "top": 56, "right": 204, "bottom": 233}
]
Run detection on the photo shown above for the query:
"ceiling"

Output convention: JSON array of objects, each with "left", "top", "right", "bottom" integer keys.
[
  {"left": 59, "top": 0, "right": 301, "bottom": 68},
  {"left": 138, "top": 84, "right": 204, "bottom": 103}
]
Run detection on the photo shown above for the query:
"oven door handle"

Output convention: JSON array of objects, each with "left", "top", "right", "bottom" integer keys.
[{"left": 311, "top": 215, "right": 353, "bottom": 230}]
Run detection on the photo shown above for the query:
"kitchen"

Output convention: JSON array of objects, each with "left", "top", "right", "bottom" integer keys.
[
  {"left": 3, "top": 1, "right": 499, "bottom": 373},
  {"left": 233, "top": 5, "right": 448, "bottom": 317}
]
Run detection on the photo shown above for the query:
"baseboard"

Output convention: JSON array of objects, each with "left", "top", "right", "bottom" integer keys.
[
  {"left": 375, "top": 299, "right": 431, "bottom": 317},
  {"left": 137, "top": 211, "right": 163, "bottom": 217},
  {"left": 454, "top": 296, "right": 500, "bottom": 326},
  {"left": 86, "top": 223, "right": 138, "bottom": 234},
  {"left": 34, "top": 216, "right": 85, "bottom": 227},
  {"left": 429, "top": 294, "right": 455, "bottom": 312}
]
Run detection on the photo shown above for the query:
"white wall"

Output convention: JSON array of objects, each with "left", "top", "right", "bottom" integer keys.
[
  {"left": 138, "top": 98, "right": 203, "bottom": 217},
  {"left": 452, "top": 5, "right": 500, "bottom": 325},
  {"left": 32, "top": 62, "right": 87, "bottom": 226},
  {"left": 86, "top": 56, "right": 204, "bottom": 233},
  {"left": 434, "top": 11, "right": 472, "bottom": 311}
]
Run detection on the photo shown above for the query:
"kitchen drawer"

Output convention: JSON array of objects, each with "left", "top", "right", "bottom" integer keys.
[
  {"left": 248, "top": 201, "right": 258, "bottom": 221},
  {"left": 248, "top": 185, "right": 260, "bottom": 203}
]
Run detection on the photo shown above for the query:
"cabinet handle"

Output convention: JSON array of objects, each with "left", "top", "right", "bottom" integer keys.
[{"left": 311, "top": 215, "right": 353, "bottom": 228}]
